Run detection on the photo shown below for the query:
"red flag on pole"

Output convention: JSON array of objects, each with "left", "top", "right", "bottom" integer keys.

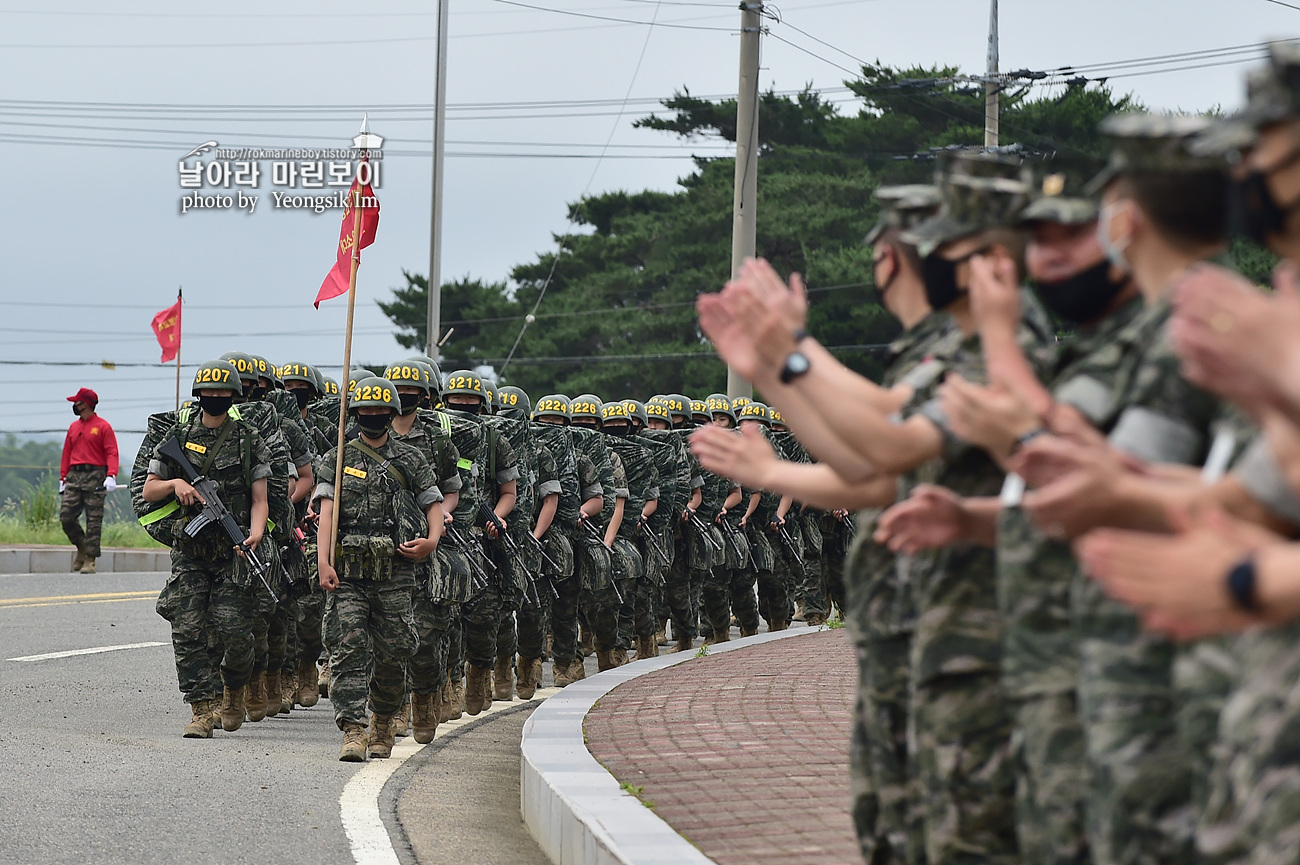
[
  {"left": 314, "top": 160, "right": 380, "bottom": 308},
  {"left": 151, "top": 298, "right": 182, "bottom": 363}
]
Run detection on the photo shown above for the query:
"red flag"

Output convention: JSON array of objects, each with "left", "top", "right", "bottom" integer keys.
[
  {"left": 151, "top": 299, "right": 182, "bottom": 363},
  {"left": 315, "top": 160, "right": 380, "bottom": 308}
]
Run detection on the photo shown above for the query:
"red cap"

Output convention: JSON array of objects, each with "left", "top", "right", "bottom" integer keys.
[{"left": 67, "top": 387, "right": 99, "bottom": 405}]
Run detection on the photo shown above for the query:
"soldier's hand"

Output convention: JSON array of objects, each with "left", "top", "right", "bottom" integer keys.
[
  {"left": 875, "top": 485, "right": 967, "bottom": 554},
  {"left": 172, "top": 479, "right": 204, "bottom": 506},
  {"left": 739, "top": 514, "right": 749, "bottom": 528},
  {"left": 241, "top": 532, "right": 263, "bottom": 554},
  {"left": 400, "top": 537, "right": 438, "bottom": 561},
  {"left": 681, "top": 507, "right": 693, "bottom": 523},
  {"left": 691, "top": 424, "right": 779, "bottom": 489},
  {"left": 319, "top": 561, "right": 339, "bottom": 592},
  {"left": 485, "top": 516, "right": 506, "bottom": 539},
  {"left": 715, "top": 508, "right": 727, "bottom": 523},
  {"left": 967, "top": 250, "right": 1022, "bottom": 338},
  {"left": 939, "top": 374, "right": 1040, "bottom": 459}
]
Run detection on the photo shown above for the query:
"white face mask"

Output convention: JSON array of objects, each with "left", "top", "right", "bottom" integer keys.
[{"left": 1095, "top": 200, "right": 1133, "bottom": 272}]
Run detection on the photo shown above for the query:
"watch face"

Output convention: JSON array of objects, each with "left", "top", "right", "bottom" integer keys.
[{"left": 788, "top": 352, "right": 810, "bottom": 375}]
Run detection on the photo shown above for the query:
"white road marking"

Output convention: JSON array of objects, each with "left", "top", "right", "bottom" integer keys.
[
  {"left": 340, "top": 688, "right": 560, "bottom": 865},
  {"left": 7, "top": 641, "right": 168, "bottom": 662}
]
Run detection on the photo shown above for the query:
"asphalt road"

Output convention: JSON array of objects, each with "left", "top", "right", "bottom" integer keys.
[{"left": 0, "top": 569, "right": 569, "bottom": 865}]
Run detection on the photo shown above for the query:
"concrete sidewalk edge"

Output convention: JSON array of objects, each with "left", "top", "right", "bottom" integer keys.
[
  {"left": 521, "top": 626, "right": 820, "bottom": 865},
  {"left": 0, "top": 547, "right": 169, "bottom": 575}
]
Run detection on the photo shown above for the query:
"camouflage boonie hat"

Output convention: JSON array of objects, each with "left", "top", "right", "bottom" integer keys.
[
  {"left": 901, "top": 150, "right": 1033, "bottom": 256},
  {"left": 863, "top": 184, "right": 943, "bottom": 246},
  {"left": 1018, "top": 157, "right": 1106, "bottom": 225},
  {"left": 1086, "top": 112, "right": 1221, "bottom": 194},
  {"left": 1194, "top": 41, "right": 1300, "bottom": 157}
]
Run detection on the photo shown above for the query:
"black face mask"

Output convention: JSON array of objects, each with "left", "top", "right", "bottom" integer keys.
[
  {"left": 603, "top": 424, "right": 631, "bottom": 437},
  {"left": 1227, "top": 170, "right": 1289, "bottom": 246},
  {"left": 289, "top": 388, "right": 311, "bottom": 410},
  {"left": 355, "top": 413, "right": 391, "bottom": 434},
  {"left": 198, "top": 395, "right": 234, "bottom": 416},
  {"left": 247, "top": 385, "right": 267, "bottom": 401},
  {"left": 1032, "top": 259, "right": 1130, "bottom": 327},
  {"left": 398, "top": 392, "right": 421, "bottom": 415},
  {"left": 921, "top": 253, "right": 964, "bottom": 311},
  {"left": 72, "top": 404, "right": 82, "bottom": 416}
]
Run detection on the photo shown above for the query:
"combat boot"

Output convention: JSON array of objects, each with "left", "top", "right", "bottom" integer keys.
[
  {"left": 713, "top": 628, "right": 731, "bottom": 644},
  {"left": 392, "top": 699, "right": 411, "bottom": 738},
  {"left": 411, "top": 692, "right": 438, "bottom": 744},
  {"left": 493, "top": 654, "right": 515, "bottom": 701},
  {"left": 183, "top": 700, "right": 215, "bottom": 739},
  {"left": 611, "top": 648, "right": 628, "bottom": 667},
  {"left": 81, "top": 558, "right": 97, "bottom": 574},
  {"left": 668, "top": 634, "right": 693, "bottom": 654},
  {"left": 655, "top": 628, "right": 668, "bottom": 647},
  {"left": 596, "top": 648, "right": 616, "bottom": 672},
  {"left": 246, "top": 671, "right": 268, "bottom": 722},
  {"left": 71, "top": 547, "right": 86, "bottom": 573},
  {"left": 553, "top": 659, "right": 585, "bottom": 687},
  {"left": 805, "top": 614, "right": 826, "bottom": 628},
  {"left": 635, "top": 634, "right": 658, "bottom": 660},
  {"left": 793, "top": 602, "right": 806, "bottom": 623},
  {"left": 367, "top": 712, "right": 395, "bottom": 759},
  {"left": 220, "top": 685, "right": 246, "bottom": 732},
  {"left": 444, "top": 677, "right": 465, "bottom": 721},
  {"left": 318, "top": 659, "right": 331, "bottom": 698},
  {"left": 436, "top": 681, "right": 455, "bottom": 723},
  {"left": 339, "top": 722, "right": 367, "bottom": 762},
  {"left": 516, "top": 656, "right": 541, "bottom": 700},
  {"left": 740, "top": 624, "right": 758, "bottom": 638},
  {"left": 280, "top": 670, "right": 294, "bottom": 714},
  {"left": 769, "top": 617, "right": 788, "bottom": 632},
  {"left": 464, "top": 664, "right": 488, "bottom": 716},
  {"left": 265, "top": 671, "right": 281, "bottom": 717},
  {"left": 296, "top": 660, "right": 319, "bottom": 707},
  {"left": 578, "top": 626, "right": 595, "bottom": 658}
]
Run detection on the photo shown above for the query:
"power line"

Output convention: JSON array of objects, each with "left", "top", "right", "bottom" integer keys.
[{"left": 488, "top": 0, "right": 732, "bottom": 31}]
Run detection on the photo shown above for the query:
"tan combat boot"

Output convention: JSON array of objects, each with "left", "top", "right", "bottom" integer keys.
[
  {"left": 411, "top": 692, "right": 438, "bottom": 745},
  {"left": 596, "top": 648, "right": 616, "bottom": 672},
  {"left": 183, "top": 700, "right": 215, "bottom": 739},
  {"left": 516, "top": 656, "right": 541, "bottom": 700},
  {"left": 635, "top": 634, "right": 658, "bottom": 660},
  {"left": 246, "top": 671, "right": 268, "bottom": 722},
  {"left": 668, "top": 634, "right": 693, "bottom": 654},
  {"left": 793, "top": 602, "right": 806, "bottom": 623},
  {"left": 464, "top": 664, "right": 488, "bottom": 716},
  {"left": 81, "top": 558, "right": 97, "bottom": 574},
  {"left": 493, "top": 654, "right": 515, "bottom": 701},
  {"left": 392, "top": 699, "right": 411, "bottom": 738},
  {"left": 296, "top": 660, "right": 319, "bottom": 707},
  {"left": 578, "top": 626, "right": 595, "bottom": 658},
  {"left": 553, "top": 659, "right": 586, "bottom": 688},
  {"left": 71, "top": 547, "right": 86, "bottom": 573},
  {"left": 740, "top": 624, "right": 758, "bottom": 638},
  {"left": 265, "top": 671, "right": 281, "bottom": 717},
  {"left": 435, "top": 681, "right": 455, "bottom": 723},
  {"left": 280, "top": 671, "right": 295, "bottom": 714},
  {"left": 220, "top": 685, "right": 246, "bottom": 732},
  {"left": 713, "top": 628, "right": 731, "bottom": 643},
  {"left": 339, "top": 722, "right": 368, "bottom": 762},
  {"left": 769, "top": 617, "right": 788, "bottom": 632},
  {"left": 443, "top": 678, "right": 464, "bottom": 721},
  {"left": 318, "top": 659, "right": 331, "bottom": 698},
  {"left": 367, "top": 712, "right": 395, "bottom": 759}
]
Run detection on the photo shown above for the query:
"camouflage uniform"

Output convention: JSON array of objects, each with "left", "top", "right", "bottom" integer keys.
[
  {"left": 555, "top": 436, "right": 605, "bottom": 668},
  {"left": 150, "top": 408, "right": 273, "bottom": 704},
  {"left": 773, "top": 431, "right": 830, "bottom": 623},
  {"left": 638, "top": 428, "right": 685, "bottom": 633},
  {"left": 60, "top": 465, "right": 108, "bottom": 559},
  {"left": 532, "top": 422, "right": 584, "bottom": 669},
  {"left": 572, "top": 426, "right": 620, "bottom": 655},
  {"left": 517, "top": 444, "right": 562, "bottom": 662},
  {"left": 485, "top": 412, "right": 537, "bottom": 672},
  {"left": 605, "top": 433, "right": 659, "bottom": 648},
  {"left": 745, "top": 477, "right": 791, "bottom": 629},
  {"left": 315, "top": 437, "right": 441, "bottom": 729},
  {"left": 695, "top": 461, "right": 737, "bottom": 638},
  {"left": 659, "top": 431, "right": 705, "bottom": 643}
]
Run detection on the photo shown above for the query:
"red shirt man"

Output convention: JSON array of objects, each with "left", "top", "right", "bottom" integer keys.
[
  {"left": 60, "top": 387, "right": 119, "bottom": 571},
  {"left": 61, "top": 387, "right": 119, "bottom": 482}
]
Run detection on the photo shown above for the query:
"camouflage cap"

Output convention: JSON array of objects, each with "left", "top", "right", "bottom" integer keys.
[
  {"left": 1194, "top": 41, "right": 1300, "bottom": 157},
  {"left": 1085, "top": 112, "right": 1221, "bottom": 194},
  {"left": 1018, "top": 157, "right": 1105, "bottom": 226},
  {"left": 902, "top": 174, "right": 1032, "bottom": 258},
  {"left": 862, "top": 184, "right": 943, "bottom": 246}
]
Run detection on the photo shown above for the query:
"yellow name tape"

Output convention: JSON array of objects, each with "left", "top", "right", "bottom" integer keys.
[
  {"left": 184, "top": 442, "right": 207, "bottom": 454},
  {"left": 343, "top": 466, "right": 367, "bottom": 479}
]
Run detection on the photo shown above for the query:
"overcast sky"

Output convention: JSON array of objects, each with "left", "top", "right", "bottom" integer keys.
[{"left": 1, "top": 0, "right": 1296, "bottom": 461}]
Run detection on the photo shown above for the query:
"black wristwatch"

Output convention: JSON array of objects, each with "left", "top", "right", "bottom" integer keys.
[
  {"left": 780, "top": 329, "right": 812, "bottom": 384},
  {"left": 1225, "top": 556, "right": 1260, "bottom": 613}
]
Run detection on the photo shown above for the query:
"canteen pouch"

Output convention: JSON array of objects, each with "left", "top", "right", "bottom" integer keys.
[{"left": 336, "top": 534, "right": 396, "bottom": 582}]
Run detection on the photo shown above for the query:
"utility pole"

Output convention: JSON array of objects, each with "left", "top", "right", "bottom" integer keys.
[
  {"left": 984, "top": 0, "right": 999, "bottom": 147},
  {"left": 727, "top": 1, "right": 762, "bottom": 400},
  {"left": 426, "top": 0, "right": 450, "bottom": 360}
]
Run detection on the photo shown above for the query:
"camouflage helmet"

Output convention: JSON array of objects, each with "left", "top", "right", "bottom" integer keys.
[
  {"left": 569, "top": 394, "right": 603, "bottom": 424},
  {"left": 384, "top": 359, "right": 431, "bottom": 394},
  {"left": 497, "top": 385, "right": 531, "bottom": 420},
  {"left": 769, "top": 406, "right": 788, "bottom": 428},
  {"left": 218, "top": 351, "right": 260, "bottom": 388},
  {"left": 736, "top": 401, "right": 771, "bottom": 427},
  {"left": 482, "top": 378, "right": 500, "bottom": 415},
  {"left": 249, "top": 354, "right": 278, "bottom": 387},
  {"left": 345, "top": 368, "right": 371, "bottom": 397},
  {"left": 321, "top": 376, "right": 340, "bottom": 396},
  {"left": 690, "top": 398, "right": 710, "bottom": 425},
  {"left": 191, "top": 359, "right": 242, "bottom": 396},
  {"left": 730, "top": 396, "right": 752, "bottom": 411},
  {"left": 443, "top": 369, "right": 487, "bottom": 410},
  {"left": 662, "top": 394, "right": 691, "bottom": 423},
  {"left": 601, "top": 400, "right": 633, "bottom": 430},
  {"left": 644, "top": 400, "right": 671, "bottom": 425},
  {"left": 408, "top": 354, "right": 443, "bottom": 381},
  {"left": 706, "top": 393, "right": 736, "bottom": 424},
  {"left": 348, "top": 376, "right": 401, "bottom": 414},
  {"left": 533, "top": 394, "right": 570, "bottom": 423},
  {"left": 402, "top": 358, "right": 441, "bottom": 399},
  {"left": 621, "top": 399, "right": 650, "bottom": 429},
  {"left": 280, "top": 361, "right": 318, "bottom": 394}
]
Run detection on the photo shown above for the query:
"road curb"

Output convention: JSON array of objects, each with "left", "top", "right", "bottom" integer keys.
[
  {"left": 0, "top": 547, "right": 169, "bottom": 575},
  {"left": 520, "top": 626, "right": 819, "bottom": 865}
]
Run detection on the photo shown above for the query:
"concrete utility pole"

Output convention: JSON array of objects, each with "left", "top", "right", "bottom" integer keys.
[
  {"left": 984, "top": 0, "right": 999, "bottom": 147},
  {"left": 426, "top": 0, "right": 450, "bottom": 360},
  {"left": 727, "top": 1, "right": 762, "bottom": 400}
]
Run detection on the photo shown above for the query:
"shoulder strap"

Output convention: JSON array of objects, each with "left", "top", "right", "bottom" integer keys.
[
  {"left": 192, "top": 415, "right": 237, "bottom": 476},
  {"left": 348, "top": 439, "right": 408, "bottom": 490}
]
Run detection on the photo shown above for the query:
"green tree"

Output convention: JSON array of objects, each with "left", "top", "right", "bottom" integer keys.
[{"left": 380, "top": 67, "right": 1133, "bottom": 398}]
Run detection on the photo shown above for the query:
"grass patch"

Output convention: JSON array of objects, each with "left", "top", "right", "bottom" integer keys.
[
  {"left": 619, "top": 782, "right": 644, "bottom": 796},
  {"left": 0, "top": 477, "right": 162, "bottom": 549},
  {"left": 695, "top": 644, "right": 709, "bottom": 658},
  {"left": 826, "top": 617, "right": 844, "bottom": 630}
]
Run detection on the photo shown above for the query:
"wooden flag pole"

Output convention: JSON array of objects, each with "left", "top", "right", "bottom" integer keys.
[
  {"left": 327, "top": 166, "right": 367, "bottom": 567},
  {"left": 174, "top": 287, "right": 183, "bottom": 411}
]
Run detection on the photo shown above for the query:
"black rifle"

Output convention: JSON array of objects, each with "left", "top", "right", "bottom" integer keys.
[
  {"left": 719, "top": 518, "right": 754, "bottom": 570},
  {"left": 580, "top": 517, "right": 624, "bottom": 605},
  {"left": 842, "top": 513, "right": 857, "bottom": 540},
  {"left": 479, "top": 501, "right": 555, "bottom": 605},
  {"left": 526, "top": 532, "right": 563, "bottom": 575},
  {"left": 775, "top": 522, "right": 808, "bottom": 580},
  {"left": 636, "top": 516, "right": 671, "bottom": 581},
  {"left": 158, "top": 436, "right": 278, "bottom": 602},
  {"left": 685, "top": 509, "right": 723, "bottom": 552},
  {"left": 444, "top": 523, "right": 492, "bottom": 594}
]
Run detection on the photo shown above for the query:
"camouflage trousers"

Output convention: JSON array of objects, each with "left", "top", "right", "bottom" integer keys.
[
  {"left": 323, "top": 572, "right": 418, "bottom": 728},
  {"left": 1011, "top": 692, "right": 1088, "bottom": 865},
  {"left": 701, "top": 567, "right": 759, "bottom": 635},
  {"left": 729, "top": 568, "right": 760, "bottom": 634},
  {"left": 408, "top": 592, "right": 456, "bottom": 695},
  {"left": 156, "top": 551, "right": 262, "bottom": 702},
  {"left": 492, "top": 588, "right": 524, "bottom": 660},
  {"left": 577, "top": 537, "right": 619, "bottom": 653},
  {"left": 796, "top": 514, "right": 829, "bottom": 622},
  {"left": 447, "top": 615, "right": 464, "bottom": 683},
  {"left": 666, "top": 532, "right": 701, "bottom": 641},
  {"left": 909, "top": 672, "right": 1018, "bottom": 865},
  {"left": 631, "top": 535, "right": 661, "bottom": 639},
  {"left": 611, "top": 537, "right": 642, "bottom": 651},
  {"left": 1174, "top": 637, "right": 1239, "bottom": 815},
  {"left": 1197, "top": 622, "right": 1300, "bottom": 865},
  {"left": 515, "top": 585, "right": 550, "bottom": 660},
  {"left": 863, "top": 634, "right": 911, "bottom": 864},
  {"left": 60, "top": 464, "right": 107, "bottom": 559},
  {"left": 550, "top": 567, "right": 582, "bottom": 667},
  {"left": 1075, "top": 583, "right": 1192, "bottom": 865},
  {"left": 296, "top": 585, "right": 325, "bottom": 665},
  {"left": 461, "top": 580, "right": 508, "bottom": 670}
]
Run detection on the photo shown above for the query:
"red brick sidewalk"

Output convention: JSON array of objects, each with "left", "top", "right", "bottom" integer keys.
[{"left": 583, "top": 630, "right": 858, "bottom": 865}]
